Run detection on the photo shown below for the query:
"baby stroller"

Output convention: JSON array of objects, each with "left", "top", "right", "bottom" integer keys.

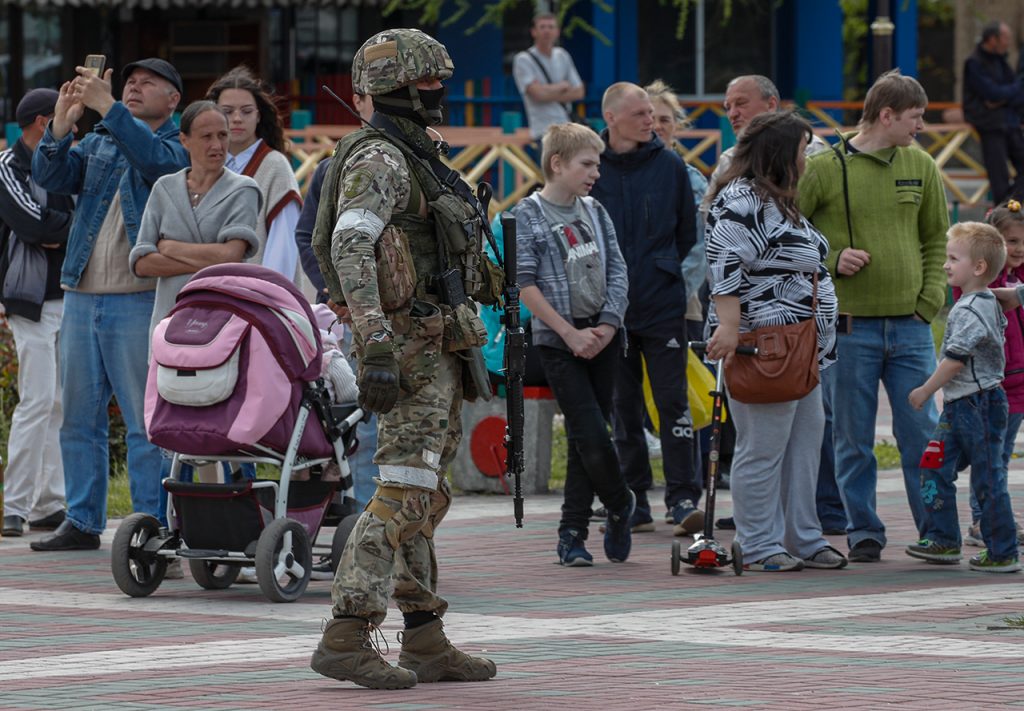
[{"left": 111, "top": 263, "right": 364, "bottom": 603}]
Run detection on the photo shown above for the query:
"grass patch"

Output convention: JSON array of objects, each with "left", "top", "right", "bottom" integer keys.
[
  {"left": 108, "top": 467, "right": 134, "bottom": 519},
  {"left": 548, "top": 426, "right": 903, "bottom": 491}
]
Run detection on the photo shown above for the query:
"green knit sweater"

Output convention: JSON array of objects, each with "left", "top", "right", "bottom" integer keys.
[{"left": 798, "top": 133, "right": 949, "bottom": 322}]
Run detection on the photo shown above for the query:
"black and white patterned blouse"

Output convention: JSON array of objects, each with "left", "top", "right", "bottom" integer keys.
[{"left": 706, "top": 177, "right": 838, "bottom": 369}]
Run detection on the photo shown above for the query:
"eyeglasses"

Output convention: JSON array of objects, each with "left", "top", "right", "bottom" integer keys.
[{"left": 220, "top": 106, "right": 258, "bottom": 118}]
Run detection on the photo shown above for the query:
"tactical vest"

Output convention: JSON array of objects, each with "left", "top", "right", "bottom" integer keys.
[{"left": 311, "top": 127, "right": 501, "bottom": 310}]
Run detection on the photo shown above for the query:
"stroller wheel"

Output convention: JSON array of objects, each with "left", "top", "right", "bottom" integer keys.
[
  {"left": 189, "top": 560, "right": 242, "bottom": 590},
  {"left": 111, "top": 513, "right": 168, "bottom": 597},
  {"left": 731, "top": 540, "right": 743, "bottom": 576},
  {"left": 671, "top": 539, "right": 681, "bottom": 576},
  {"left": 255, "top": 518, "right": 312, "bottom": 602},
  {"left": 331, "top": 513, "right": 361, "bottom": 573}
]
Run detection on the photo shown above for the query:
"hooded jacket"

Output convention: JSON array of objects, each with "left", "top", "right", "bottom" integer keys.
[
  {"left": 590, "top": 131, "right": 695, "bottom": 333},
  {"left": 0, "top": 138, "right": 73, "bottom": 320}
]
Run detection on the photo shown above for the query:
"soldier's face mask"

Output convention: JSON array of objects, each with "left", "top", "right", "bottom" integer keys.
[
  {"left": 375, "top": 84, "right": 445, "bottom": 127},
  {"left": 416, "top": 86, "right": 445, "bottom": 124}
]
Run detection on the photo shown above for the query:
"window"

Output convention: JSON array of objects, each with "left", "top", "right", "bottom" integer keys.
[
  {"left": 638, "top": 0, "right": 775, "bottom": 97},
  {"left": 23, "top": 8, "right": 62, "bottom": 89},
  {"left": 295, "top": 7, "right": 360, "bottom": 77}
]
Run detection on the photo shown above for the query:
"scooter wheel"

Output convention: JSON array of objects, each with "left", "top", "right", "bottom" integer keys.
[
  {"left": 731, "top": 539, "right": 743, "bottom": 576},
  {"left": 671, "top": 539, "right": 681, "bottom": 576}
]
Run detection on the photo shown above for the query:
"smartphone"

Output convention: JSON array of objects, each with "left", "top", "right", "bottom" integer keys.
[{"left": 84, "top": 54, "right": 106, "bottom": 76}]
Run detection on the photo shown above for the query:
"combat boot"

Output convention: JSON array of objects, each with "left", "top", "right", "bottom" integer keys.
[
  {"left": 398, "top": 618, "right": 497, "bottom": 682},
  {"left": 310, "top": 617, "right": 417, "bottom": 689}
]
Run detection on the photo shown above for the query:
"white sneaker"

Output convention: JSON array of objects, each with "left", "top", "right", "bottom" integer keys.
[
  {"left": 165, "top": 558, "right": 184, "bottom": 579},
  {"left": 236, "top": 566, "right": 258, "bottom": 584},
  {"left": 645, "top": 430, "right": 662, "bottom": 458}
]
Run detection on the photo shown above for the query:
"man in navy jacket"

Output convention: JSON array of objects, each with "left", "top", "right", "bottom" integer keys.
[
  {"left": 963, "top": 20, "right": 1024, "bottom": 204},
  {"left": 590, "top": 81, "right": 699, "bottom": 535}
]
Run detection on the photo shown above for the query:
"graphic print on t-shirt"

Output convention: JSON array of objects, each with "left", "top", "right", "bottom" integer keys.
[{"left": 561, "top": 219, "right": 599, "bottom": 264}]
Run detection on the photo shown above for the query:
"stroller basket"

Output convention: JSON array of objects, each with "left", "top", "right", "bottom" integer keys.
[{"left": 165, "top": 478, "right": 338, "bottom": 552}]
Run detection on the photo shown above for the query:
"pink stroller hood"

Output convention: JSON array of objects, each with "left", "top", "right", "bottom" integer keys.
[
  {"left": 146, "top": 263, "right": 333, "bottom": 458},
  {"left": 176, "top": 263, "right": 322, "bottom": 381}
]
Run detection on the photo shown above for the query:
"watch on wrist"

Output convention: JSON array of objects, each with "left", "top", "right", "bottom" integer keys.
[{"left": 367, "top": 329, "right": 391, "bottom": 344}]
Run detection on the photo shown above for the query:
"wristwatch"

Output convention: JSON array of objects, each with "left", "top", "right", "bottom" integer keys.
[{"left": 366, "top": 329, "right": 392, "bottom": 344}]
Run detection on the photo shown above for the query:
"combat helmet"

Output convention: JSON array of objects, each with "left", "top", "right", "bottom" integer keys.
[{"left": 352, "top": 28, "right": 454, "bottom": 125}]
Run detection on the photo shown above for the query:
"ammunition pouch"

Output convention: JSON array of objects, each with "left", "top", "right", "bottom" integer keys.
[
  {"left": 375, "top": 225, "right": 417, "bottom": 312},
  {"left": 442, "top": 302, "right": 488, "bottom": 353}
]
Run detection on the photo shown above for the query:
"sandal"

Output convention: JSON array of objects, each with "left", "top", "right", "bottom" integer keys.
[{"left": 804, "top": 545, "right": 849, "bottom": 569}]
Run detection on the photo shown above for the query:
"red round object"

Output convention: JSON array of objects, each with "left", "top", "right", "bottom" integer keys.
[{"left": 470, "top": 416, "right": 508, "bottom": 478}]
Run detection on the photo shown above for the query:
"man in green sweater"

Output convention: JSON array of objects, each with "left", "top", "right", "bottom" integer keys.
[{"left": 799, "top": 70, "right": 948, "bottom": 563}]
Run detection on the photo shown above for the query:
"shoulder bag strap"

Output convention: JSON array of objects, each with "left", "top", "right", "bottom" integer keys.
[
  {"left": 828, "top": 142, "right": 856, "bottom": 250},
  {"left": 525, "top": 48, "right": 573, "bottom": 116}
]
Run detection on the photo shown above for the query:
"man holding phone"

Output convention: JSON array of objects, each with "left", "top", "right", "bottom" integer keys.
[{"left": 30, "top": 58, "right": 188, "bottom": 551}]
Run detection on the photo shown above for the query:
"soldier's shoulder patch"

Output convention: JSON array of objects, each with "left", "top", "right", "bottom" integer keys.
[{"left": 343, "top": 168, "right": 374, "bottom": 199}]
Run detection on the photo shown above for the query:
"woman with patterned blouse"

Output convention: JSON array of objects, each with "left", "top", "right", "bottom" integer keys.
[{"left": 704, "top": 111, "right": 845, "bottom": 572}]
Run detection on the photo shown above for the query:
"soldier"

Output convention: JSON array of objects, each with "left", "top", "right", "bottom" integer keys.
[{"left": 309, "top": 29, "right": 500, "bottom": 690}]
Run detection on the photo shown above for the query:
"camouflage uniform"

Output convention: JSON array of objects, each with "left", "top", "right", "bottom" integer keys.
[
  {"left": 313, "top": 30, "right": 475, "bottom": 626},
  {"left": 326, "top": 133, "right": 464, "bottom": 621}
]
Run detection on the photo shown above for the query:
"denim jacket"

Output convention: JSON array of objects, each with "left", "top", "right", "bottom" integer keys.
[{"left": 31, "top": 101, "right": 189, "bottom": 288}]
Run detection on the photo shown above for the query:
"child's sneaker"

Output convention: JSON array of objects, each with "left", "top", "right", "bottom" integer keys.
[
  {"left": 604, "top": 490, "right": 635, "bottom": 563},
  {"left": 557, "top": 529, "right": 593, "bottom": 567},
  {"left": 968, "top": 550, "right": 1021, "bottom": 573},
  {"left": 963, "top": 522, "right": 984, "bottom": 547},
  {"left": 905, "top": 539, "right": 961, "bottom": 564}
]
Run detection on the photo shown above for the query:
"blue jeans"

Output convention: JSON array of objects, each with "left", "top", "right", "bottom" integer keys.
[
  {"left": 826, "top": 316, "right": 938, "bottom": 549},
  {"left": 816, "top": 383, "right": 848, "bottom": 531},
  {"left": 969, "top": 410, "right": 1023, "bottom": 523},
  {"left": 60, "top": 291, "right": 165, "bottom": 534},
  {"left": 920, "top": 388, "right": 1018, "bottom": 561}
]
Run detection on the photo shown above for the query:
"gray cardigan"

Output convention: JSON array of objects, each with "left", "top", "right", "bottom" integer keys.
[{"left": 129, "top": 167, "right": 261, "bottom": 336}]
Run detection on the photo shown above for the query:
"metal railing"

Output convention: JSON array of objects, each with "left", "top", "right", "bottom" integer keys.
[
  {"left": 285, "top": 115, "right": 992, "bottom": 213},
  {"left": 0, "top": 106, "right": 990, "bottom": 214}
]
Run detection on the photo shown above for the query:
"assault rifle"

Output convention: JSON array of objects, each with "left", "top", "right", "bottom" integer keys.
[{"left": 500, "top": 212, "right": 526, "bottom": 527}]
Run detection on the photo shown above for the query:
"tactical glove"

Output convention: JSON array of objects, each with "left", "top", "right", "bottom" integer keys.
[{"left": 358, "top": 340, "right": 400, "bottom": 413}]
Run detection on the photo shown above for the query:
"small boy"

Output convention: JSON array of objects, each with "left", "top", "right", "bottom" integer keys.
[
  {"left": 907, "top": 222, "right": 1020, "bottom": 572},
  {"left": 513, "top": 123, "right": 635, "bottom": 566}
]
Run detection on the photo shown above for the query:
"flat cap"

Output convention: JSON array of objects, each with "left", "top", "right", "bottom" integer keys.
[
  {"left": 121, "top": 58, "right": 183, "bottom": 94},
  {"left": 16, "top": 88, "right": 59, "bottom": 127}
]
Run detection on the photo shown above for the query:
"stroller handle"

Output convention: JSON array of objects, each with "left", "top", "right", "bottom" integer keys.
[{"left": 688, "top": 341, "right": 758, "bottom": 357}]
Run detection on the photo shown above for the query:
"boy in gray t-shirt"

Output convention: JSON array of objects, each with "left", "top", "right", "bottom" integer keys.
[{"left": 907, "top": 222, "right": 1020, "bottom": 572}]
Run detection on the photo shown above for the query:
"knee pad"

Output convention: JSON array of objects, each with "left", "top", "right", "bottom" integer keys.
[
  {"left": 366, "top": 484, "right": 432, "bottom": 550},
  {"left": 421, "top": 477, "right": 452, "bottom": 539}
]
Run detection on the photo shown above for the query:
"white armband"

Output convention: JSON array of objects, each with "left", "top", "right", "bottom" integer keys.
[{"left": 334, "top": 208, "right": 386, "bottom": 244}]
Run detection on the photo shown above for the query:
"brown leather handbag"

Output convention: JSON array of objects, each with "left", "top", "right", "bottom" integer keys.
[{"left": 726, "top": 273, "right": 820, "bottom": 404}]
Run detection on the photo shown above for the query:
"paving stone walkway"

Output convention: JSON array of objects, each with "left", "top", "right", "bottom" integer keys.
[{"left": 3, "top": 459, "right": 1024, "bottom": 710}]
